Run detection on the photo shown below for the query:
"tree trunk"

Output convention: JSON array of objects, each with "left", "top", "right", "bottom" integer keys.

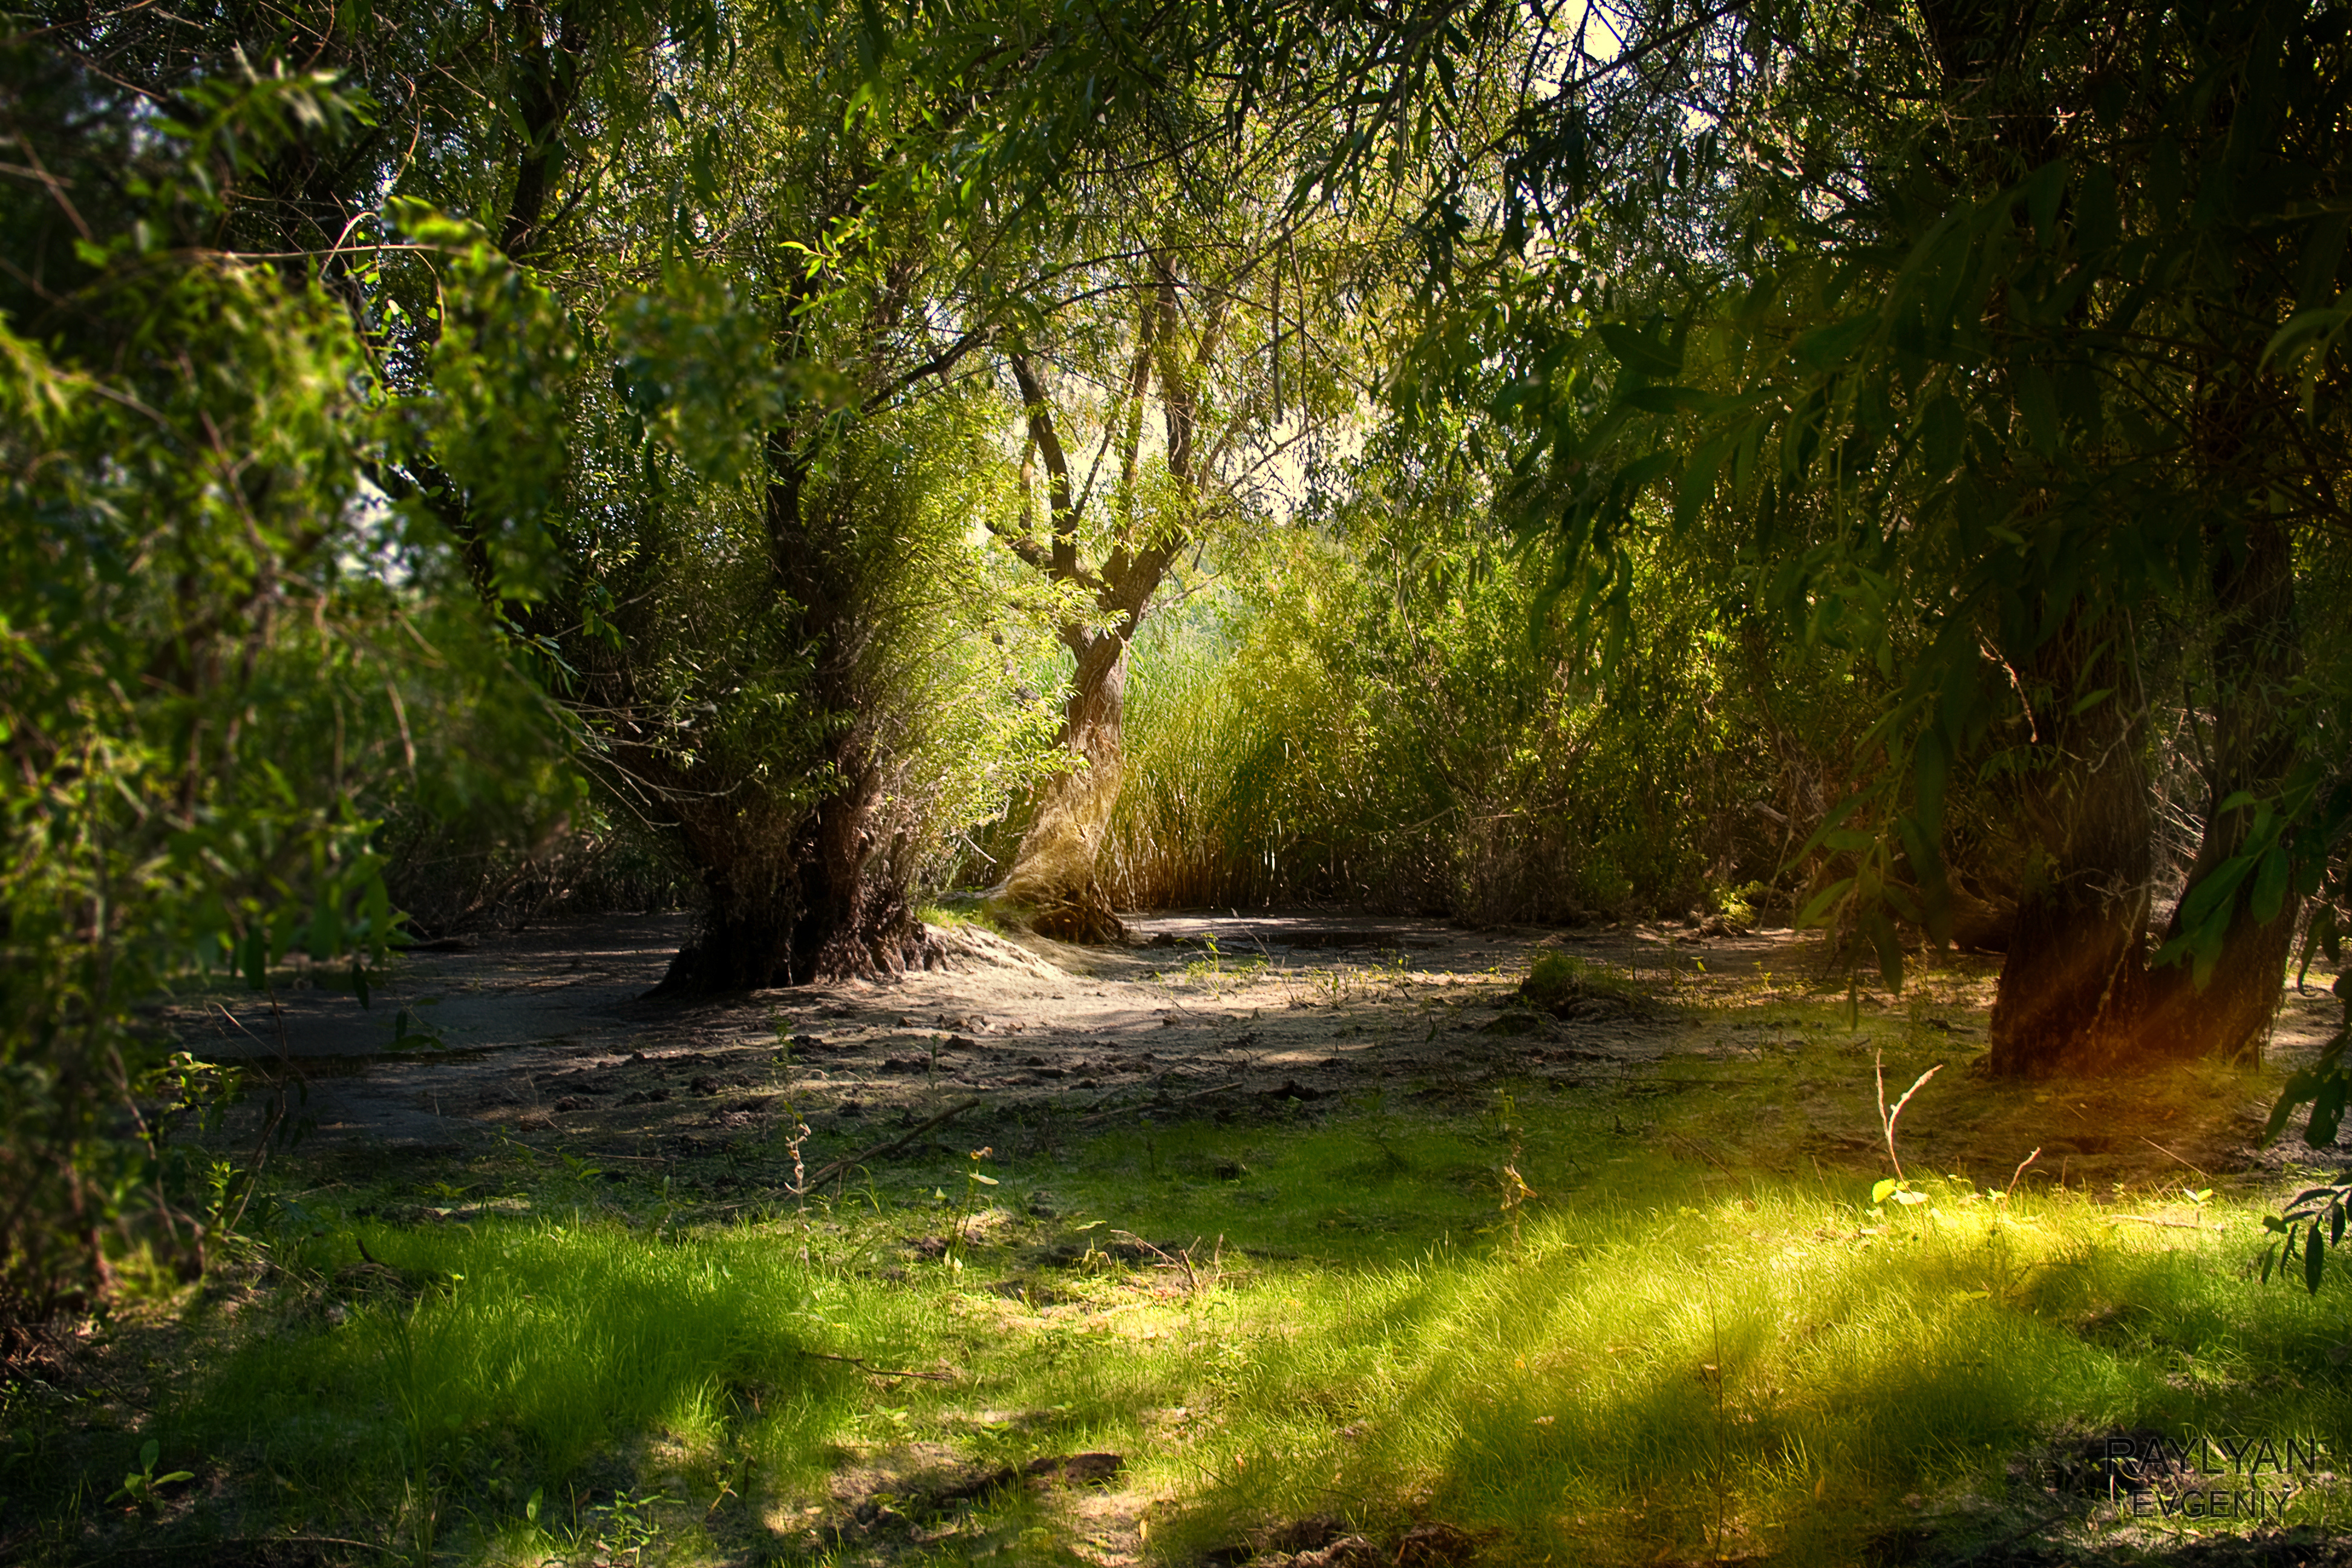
[
  {"left": 1000, "top": 632, "right": 1131, "bottom": 942},
  {"left": 2140, "top": 515, "right": 2301, "bottom": 1063},
  {"left": 1985, "top": 620, "right": 2153, "bottom": 1076},
  {"left": 647, "top": 430, "right": 946, "bottom": 993},
  {"left": 653, "top": 746, "right": 942, "bottom": 993}
]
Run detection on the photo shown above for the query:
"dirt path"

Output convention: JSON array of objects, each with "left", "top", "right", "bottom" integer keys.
[{"left": 166, "top": 909, "right": 2345, "bottom": 1200}]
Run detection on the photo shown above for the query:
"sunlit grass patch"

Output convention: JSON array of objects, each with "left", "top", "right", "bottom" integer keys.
[
  {"left": 30, "top": 1022, "right": 2352, "bottom": 1568},
  {"left": 1155, "top": 1179, "right": 2352, "bottom": 1564}
]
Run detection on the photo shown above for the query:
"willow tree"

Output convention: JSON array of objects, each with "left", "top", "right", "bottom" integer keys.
[
  {"left": 973, "top": 85, "right": 1414, "bottom": 939},
  {"left": 534, "top": 2, "right": 1256, "bottom": 984},
  {"left": 0, "top": 42, "right": 584, "bottom": 1325},
  {"left": 71, "top": 0, "right": 1243, "bottom": 987},
  {"left": 1393, "top": 0, "right": 2352, "bottom": 1074}
]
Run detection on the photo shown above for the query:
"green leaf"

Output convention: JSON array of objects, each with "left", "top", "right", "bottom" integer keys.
[
  {"left": 2298, "top": 211, "right": 2350, "bottom": 311},
  {"left": 1596, "top": 323, "right": 1681, "bottom": 379},
  {"left": 2253, "top": 846, "right": 2292, "bottom": 924},
  {"left": 2307, "top": 1221, "right": 2327, "bottom": 1294},
  {"left": 2310, "top": 1073, "right": 2348, "bottom": 1148},
  {"left": 1791, "top": 314, "right": 1875, "bottom": 371},
  {"left": 2013, "top": 364, "right": 2062, "bottom": 456},
  {"left": 1673, "top": 436, "right": 1731, "bottom": 533},
  {"left": 1621, "top": 385, "right": 1710, "bottom": 415},
  {"left": 1919, "top": 394, "right": 1964, "bottom": 474},
  {"left": 1795, "top": 877, "right": 1854, "bottom": 931},
  {"left": 2267, "top": 1064, "right": 2322, "bottom": 1143},
  {"left": 1864, "top": 908, "right": 1904, "bottom": 990},
  {"left": 2068, "top": 687, "right": 2114, "bottom": 717}
]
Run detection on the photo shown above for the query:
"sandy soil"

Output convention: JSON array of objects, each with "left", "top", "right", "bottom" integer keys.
[{"left": 164, "top": 909, "right": 2347, "bottom": 1199}]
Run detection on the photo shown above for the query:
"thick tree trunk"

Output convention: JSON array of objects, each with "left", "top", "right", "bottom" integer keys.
[
  {"left": 999, "top": 633, "right": 1131, "bottom": 942},
  {"left": 1985, "top": 622, "right": 2154, "bottom": 1076},
  {"left": 2140, "top": 515, "right": 2301, "bottom": 1063},
  {"left": 653, "top": 750, "right": 943, "bottom": 993},
  {"left": 646, "top": 430, "right": 944, "bottom": 994}
]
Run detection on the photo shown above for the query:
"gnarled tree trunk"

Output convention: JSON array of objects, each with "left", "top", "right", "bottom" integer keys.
[
  {"left": 2140, "top": 514, "right": 2302, "bottom": 1063},
  {"left": 653, "top": 751, "right": 939, "bottom": 993},
  {"left": 1985, "top": 618, "right": 2154, "bottom": 1076},
  {"left": 645, "top": 433, "right": 946, "bottom": 993}
]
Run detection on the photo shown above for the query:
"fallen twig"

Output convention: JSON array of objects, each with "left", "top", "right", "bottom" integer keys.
[
  {"left": 799, "top": 1097, "right": 982, "bottom": 1192},
  {"left": 2138, "top": 1135, "right": 2210, "bottom": 1177},
  {"left": 1076, "top": 1080, "right": 1245, "bottom": 1126},
  {"left": 1661, "top": 1129, "right": 1737, "bottom": 1177},
  {"left": 2108, "top": 1214, "right": 2218, "bottom": 1230},
  {"left": 792, "top": 1349, "right": 956, "bottom": 1382}
]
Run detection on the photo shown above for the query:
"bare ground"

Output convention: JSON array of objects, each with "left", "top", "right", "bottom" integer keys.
[{"left": 170, "top": 907, "right": 2346, "bottom": 1203}]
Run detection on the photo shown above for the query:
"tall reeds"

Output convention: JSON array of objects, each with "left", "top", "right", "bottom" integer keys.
[{"left": 1086, "top": 528, "right": 1795, "bottom": 922}]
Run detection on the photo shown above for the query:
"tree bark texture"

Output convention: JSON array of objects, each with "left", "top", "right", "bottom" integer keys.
[
  {"left": 2140, "top": 514, "right": 2302, "bottom": 1063},
  {"left": 1985, "top": 619, "right": 2154, "bottom": 1076},
  {"left": 652, "top": 756, "right": 941, "bottom": 993}
]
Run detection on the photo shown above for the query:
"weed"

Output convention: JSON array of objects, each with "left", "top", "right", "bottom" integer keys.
[
  {"left": 104, "top": 1438, "right": 193, "bottom": 1509},
  {"left": 1519, "top": 952, "right": 1641, "bottom": 1013},
  {"left": 1872, "top": 1048, "right": 1944, "bottom": 1205},
  {"left": 1493, "top": 1087, "right": 1537, "bottom": 1252},
  {"left": 947, "top": 1146, "right": 1000, "bottom": 1271},
  {"left": 585, "top": 1486, "right": 671, "bottom": 1567}
]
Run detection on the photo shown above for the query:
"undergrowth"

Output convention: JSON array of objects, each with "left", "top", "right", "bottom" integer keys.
[{"left": 9, "top": 1034, "right": 2352, "bottom": 1567}]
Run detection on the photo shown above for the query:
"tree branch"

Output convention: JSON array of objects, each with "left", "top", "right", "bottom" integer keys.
[{"left": 1008, "top": 349, "right": 1086, "bottom": 588}]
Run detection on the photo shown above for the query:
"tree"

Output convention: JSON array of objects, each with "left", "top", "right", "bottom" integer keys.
[
  {"left": 0, "top": 53, "right": 562, "bottom": 1330},
  {"left": 1399, "top": 0, "right": 2352, "bottom": 1073},
  {"left": 976, "top": 85, "right": 1414, "bottom": 939},
  {"left": 529, "top": 1, "right": 1249, "bottom": 984},
  {"left": 64, "top": 0, "right": 1238, "bottom": 988}
]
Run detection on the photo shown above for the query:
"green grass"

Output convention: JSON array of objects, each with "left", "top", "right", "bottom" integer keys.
[
  {"left": 1518, "top": 952, "right": 1644, "bottom": 1011},
  {"left": 16, "top": 1051, "right": 2352, "bottom": 1566}
]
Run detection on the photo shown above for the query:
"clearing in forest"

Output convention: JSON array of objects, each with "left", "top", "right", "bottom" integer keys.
[{"left": 15, "top": 913, "right": 2352, "bottom": 1568}]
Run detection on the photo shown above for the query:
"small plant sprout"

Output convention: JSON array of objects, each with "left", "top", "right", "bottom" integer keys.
[
  {"left": 780, "top": 1099, "right": 815, "bottom": 1260},
  {"left": 588, "top": 1488, "right": 671, "bottom": 1568},
  {"left": 1495, "top": 1087, "right": 1537, "bottom": 1247},
  {"left": 1498, "top": 1162, "right": 1538, "bottom": 1247},
  {"left": 108, "top": 1439, "right": 194, "bottom": 1508},
  {"left": 1870, "top": 1049, "right": 1944, "bottom": 1206},
  {"left": 947, "top": 1146, "right": 998, "bottom": 1270}
]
